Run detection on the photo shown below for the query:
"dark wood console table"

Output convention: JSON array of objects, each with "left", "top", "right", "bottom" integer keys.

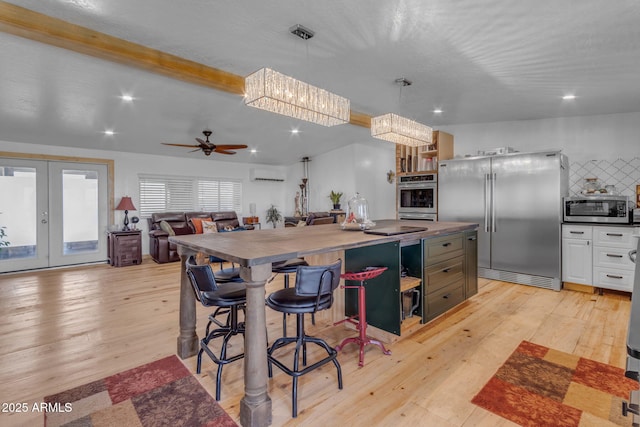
[{"left": 170, "top": 220, "right": 477, "bottom": 426}]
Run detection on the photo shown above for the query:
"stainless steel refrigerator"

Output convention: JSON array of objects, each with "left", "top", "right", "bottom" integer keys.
[{"left": 438, "top": 151, "right": 568, "bottom": 290}]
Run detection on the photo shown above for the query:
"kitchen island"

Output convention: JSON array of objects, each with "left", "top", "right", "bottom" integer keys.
[{"left": 170, "top": 219, "right": 477, "bottom": 427}]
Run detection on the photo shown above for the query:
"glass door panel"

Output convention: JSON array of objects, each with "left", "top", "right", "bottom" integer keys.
[
  {"left": 0, "top": 159, "right": 108, "bottom": 273},
  {"left": 0, "top": 159, "right": 49, "bottom": 272},
  {"left": 48, "top": 162, "right": 108, "bottom": 266}
]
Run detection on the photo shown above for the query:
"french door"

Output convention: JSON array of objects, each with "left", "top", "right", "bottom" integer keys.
[{"left": 0, "top": 158, "right": 108, "bottom": 273}]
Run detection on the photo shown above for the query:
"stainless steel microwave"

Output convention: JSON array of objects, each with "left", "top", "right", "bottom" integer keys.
[{"left": 564, "top": 195, "right": 630, "bottom": 223}]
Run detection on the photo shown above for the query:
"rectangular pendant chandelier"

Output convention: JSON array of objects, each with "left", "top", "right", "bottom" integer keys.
[
  {"left": 244, "top": 68, "right": 350, "bottom": 127},
  {"left": 370, "top": 113, "right": 433, "bottom": 147}
]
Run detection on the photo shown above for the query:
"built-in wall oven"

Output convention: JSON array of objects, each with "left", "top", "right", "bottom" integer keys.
[{"left": 398, "top": 173, "right": 437, "bottom": 221}]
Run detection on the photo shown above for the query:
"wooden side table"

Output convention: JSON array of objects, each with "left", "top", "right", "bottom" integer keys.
[{"left": 107, "top": 230, "right": 142, "bottom": 267}]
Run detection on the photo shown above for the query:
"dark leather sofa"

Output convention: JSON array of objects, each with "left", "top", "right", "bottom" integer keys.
[
  {"left": 284, "top": 211, "right": 336, "bottom": 227},
  {"left": 147, "top": 211, "right": 250, "bottom": 263}
]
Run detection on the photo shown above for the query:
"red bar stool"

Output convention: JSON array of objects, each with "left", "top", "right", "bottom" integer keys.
[{"left": 335, "top": 266, "right": 391, "bottom": 367}]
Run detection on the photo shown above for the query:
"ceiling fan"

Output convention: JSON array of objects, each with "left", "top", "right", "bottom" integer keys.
[{"left": 162, "top": 130, "right": 248, "bottom": 156}]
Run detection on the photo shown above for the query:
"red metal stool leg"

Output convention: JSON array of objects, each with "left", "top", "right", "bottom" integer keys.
[{"left": 335, "top": 267, "right": 391, "bottom": 367}]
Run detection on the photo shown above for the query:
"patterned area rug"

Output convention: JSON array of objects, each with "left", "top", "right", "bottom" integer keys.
[
  {"left": 472, "top": 341, "right": 638, "bottom": 427},
  {"left": 44, "top": 355, "right": 237, "bottom": 427}
]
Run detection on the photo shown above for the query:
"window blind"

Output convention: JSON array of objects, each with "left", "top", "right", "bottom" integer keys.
[{"left": 139, "top": 174, "right": 242, "bottom": 218}]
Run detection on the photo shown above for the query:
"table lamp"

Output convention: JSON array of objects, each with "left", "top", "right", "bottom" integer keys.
[{"left": 115, "top": 196, "right": 137, "bottom": 231}]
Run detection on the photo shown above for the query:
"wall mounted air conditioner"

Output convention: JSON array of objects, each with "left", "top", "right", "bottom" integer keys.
[{"left": 249, "top": 168, "right": 285, "bottom": 182}]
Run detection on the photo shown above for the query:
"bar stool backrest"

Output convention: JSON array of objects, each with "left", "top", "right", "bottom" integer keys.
[
  {"left": 294, "top": 260, "right": 342, "bottom": 311},
  {"left": 186, "top": 255, "right": 219, "bottom": 303}
]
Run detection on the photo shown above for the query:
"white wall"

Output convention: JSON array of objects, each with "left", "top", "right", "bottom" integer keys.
[
  {"left": 284, "top": 141, "right": 396, "bottom": 220},
  {"left": 440, "top": 111, "right": 640, "bottom": 161}
]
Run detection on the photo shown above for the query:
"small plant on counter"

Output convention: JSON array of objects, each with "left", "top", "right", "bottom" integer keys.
[
  {"left": 329, "top": 191, "right": 343, "bottom": 209},
  {"left": 265, "top": 205, "right": 282, "bottom": 228}
]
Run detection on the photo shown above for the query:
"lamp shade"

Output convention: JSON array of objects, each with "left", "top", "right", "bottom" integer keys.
[{"left": 115, "top": 196, "right": 136, "bottom": 211}]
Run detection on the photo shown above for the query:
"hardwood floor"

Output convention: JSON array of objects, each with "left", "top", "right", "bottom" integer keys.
[{"left": 0, "top": 259, "right": 631, "bottom": 426}]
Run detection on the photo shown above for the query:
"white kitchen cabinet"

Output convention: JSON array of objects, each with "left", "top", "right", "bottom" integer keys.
[
  {"left": 562, "top": 224, "right": 639, "bottom": 293},
  {"left": 562, "top": 225, "right": 592, "bottom": 285},
  {"left": 592, "top": 226, "right": 638, "bottom": 293}
]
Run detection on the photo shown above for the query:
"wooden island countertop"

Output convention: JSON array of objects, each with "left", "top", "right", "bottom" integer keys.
[{"left": 170, "top": 219, "right": 477, "bottom": 426}]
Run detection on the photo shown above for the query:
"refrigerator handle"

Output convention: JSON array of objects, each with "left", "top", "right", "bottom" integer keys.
[
  {"left": 484, "top": 173, "right": 490, "bottom": 232},
  {"left": 491, "top": 173, "right": 497, "bottom": 232}
]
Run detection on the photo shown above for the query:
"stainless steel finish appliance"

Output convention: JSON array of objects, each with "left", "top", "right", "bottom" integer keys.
[
  {"left": 623, "top": 238, "right": 640, "bottom": 424},
  {"left": 398, "top": 212, "right": 437, "bottom": 221},
  {"left": 632, "top": 208, "right": 640, "bottom": 224},
  {"left": 564, "top": 195, "right": 630, "bottom": 224},
  {"left": 398, "top": 173, "right": 437, "bottom": 220},
  {"left": 438, "top": 151, "right": 568, "bottom": 290}
]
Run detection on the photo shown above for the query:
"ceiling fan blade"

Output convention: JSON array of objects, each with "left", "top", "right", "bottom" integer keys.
[
  {"left": 214, "top": 149, "right": 237, "bottom": 155},
  {"left": 189, "top": 148, "right": 201, "bottom": 153},
  {"left": 195, "top": 137, "right": 213, "bottom": 146},
  {"left": 162, "top": 143, "right": 201, "bottom": 148},
  {"left": 214, "top": 144, "right": 248, "bottom": 150}
]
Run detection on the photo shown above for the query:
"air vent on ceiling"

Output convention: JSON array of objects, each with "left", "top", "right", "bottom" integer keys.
[{"left": 250, "top": 168, "right": 285, "bottom": 182}]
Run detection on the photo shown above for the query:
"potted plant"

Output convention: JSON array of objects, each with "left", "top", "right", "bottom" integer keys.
[
  {"left": 329, "top": 191, "right": 343, "bottom": 210},
  {"left": 0, "top": 226, "right": 9, "bottom": 249},
  {"left": 265, "top": 205, "right": 282, "bottom": 229}
]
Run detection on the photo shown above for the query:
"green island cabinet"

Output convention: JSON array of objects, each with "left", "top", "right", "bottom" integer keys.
[{"left": 344, "top": 229, "right": 478, "bottom": 339}]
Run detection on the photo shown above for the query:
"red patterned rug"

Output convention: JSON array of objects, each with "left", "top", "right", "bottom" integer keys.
[
  {"left": 472, "top": 341, "right": 638, "bottom": 427},
  {"left": 44, "top": 355, "right": 237, "bottom": 427}
]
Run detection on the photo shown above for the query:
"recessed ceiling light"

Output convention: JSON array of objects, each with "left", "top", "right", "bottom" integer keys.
[
  {"left": 104, "top": 130, "right": 115, "bottom": 136},
  {"left": 291, "top": 129, "right": 299, "bottom": 134},
  {"left": 250, "top": 149, "right": 257, "bottom": 153},
  {"left": 562, "top": 94, "right": 576, "bottom": 100},
  {"left": 120, "top": 94, "right": 134, "bottom": 102},
  {"left": 433, "top": 109, "right": 443, "bottom": 114}
]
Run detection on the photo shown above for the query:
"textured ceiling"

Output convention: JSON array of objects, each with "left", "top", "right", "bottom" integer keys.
[{"left": 1, "top": 0, "right": 639, "bottom": 165}]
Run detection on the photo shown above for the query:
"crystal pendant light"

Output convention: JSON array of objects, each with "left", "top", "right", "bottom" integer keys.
[
  {"left": 244, "top": 68, "right": 350, "bottom": 127},
  {"left": 370, "top": 78, "right": 433, "bottom": 147}
]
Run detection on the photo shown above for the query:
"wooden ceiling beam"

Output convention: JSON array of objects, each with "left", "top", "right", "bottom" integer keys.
[{"left": 0, "top": 1, "right": 373, "bottom": 128}]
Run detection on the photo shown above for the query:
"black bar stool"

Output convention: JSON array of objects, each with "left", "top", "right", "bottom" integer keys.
[
  {"left": 266, "top": 259, "right": 343, "bottom": 418},
  {"left": 272, "top": 258, "right": 309, "bottom": 336},
  {"left": 186, "top": 256, "right": 246, "bottom": 401}
]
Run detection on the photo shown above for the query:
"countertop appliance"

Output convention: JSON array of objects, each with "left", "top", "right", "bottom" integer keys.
[
  {"left": 397, "top": 173, "right": 437, "bottom": 221},
  {"left": 564, "top": 195, "right": 630, "bottom": 224},
  {"left": 438, "top": 151, "right": 568, "bottom": 290}
]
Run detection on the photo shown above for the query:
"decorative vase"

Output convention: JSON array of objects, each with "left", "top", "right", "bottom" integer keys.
[{"left": 333, "top": 204, "right": 341, "bottom": 210}]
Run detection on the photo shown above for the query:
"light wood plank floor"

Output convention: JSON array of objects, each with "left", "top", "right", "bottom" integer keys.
[{"left": 0, "top": 258, "right": 632, "bottom": 426}]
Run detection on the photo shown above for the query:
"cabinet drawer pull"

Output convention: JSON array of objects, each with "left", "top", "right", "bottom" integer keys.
[
  {"left": 606, "top": 233, "right": 623, "bottom": 237},
  {"left": 442, "top": 242, "right": 451, "bottom": 247},
  {"left": 606, "top": 274, "right": 623, "bottom": 279},
  {"left": 570, "top": 231, "right": 584, "bottom": 234},
  {"left": 467, "top": 236, "right": 477, "bottom": 241},
  {"left": 442, "top": 293, "right": 451, "bottom": 299},
  {"left": 606, "top": 253, "right": 623, "bottom": 258},
  {"left": 442, "top": 268, "right": 450, "bottom": 273}
]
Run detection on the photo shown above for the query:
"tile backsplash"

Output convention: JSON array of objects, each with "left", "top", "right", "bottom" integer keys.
[{"left": 569, "top": 157, "right": 640, "bottom": 198}]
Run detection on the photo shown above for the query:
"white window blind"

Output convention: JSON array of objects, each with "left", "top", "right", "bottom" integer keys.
[{"left": 139, "top": 174, "right": 242, "bottom": 218}]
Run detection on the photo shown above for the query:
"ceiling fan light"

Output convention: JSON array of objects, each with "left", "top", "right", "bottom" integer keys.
[
  {"left": 244, "top": 68, "right": 350, "bottom": 127},
  {"left": 370, "top": 113, "right": 433, "bottom": 147}
]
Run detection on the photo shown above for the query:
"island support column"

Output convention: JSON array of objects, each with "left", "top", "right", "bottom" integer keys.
[
  {"left": 239, "top": 263, "right": 273, "bottom": 427},
  {"left": 176, "top": 248, "right": 199, "bottom": 358}
]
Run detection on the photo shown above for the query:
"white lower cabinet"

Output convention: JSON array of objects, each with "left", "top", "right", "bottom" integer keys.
[
  {"left": 562, "top": 225, "right": 592, "bottom": 285},
  {"left": 593, "top": 226, "right": 638, "bottom": 292},
  {"left": 562, "top": 224, "right": 639, "bottom": 292}
]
